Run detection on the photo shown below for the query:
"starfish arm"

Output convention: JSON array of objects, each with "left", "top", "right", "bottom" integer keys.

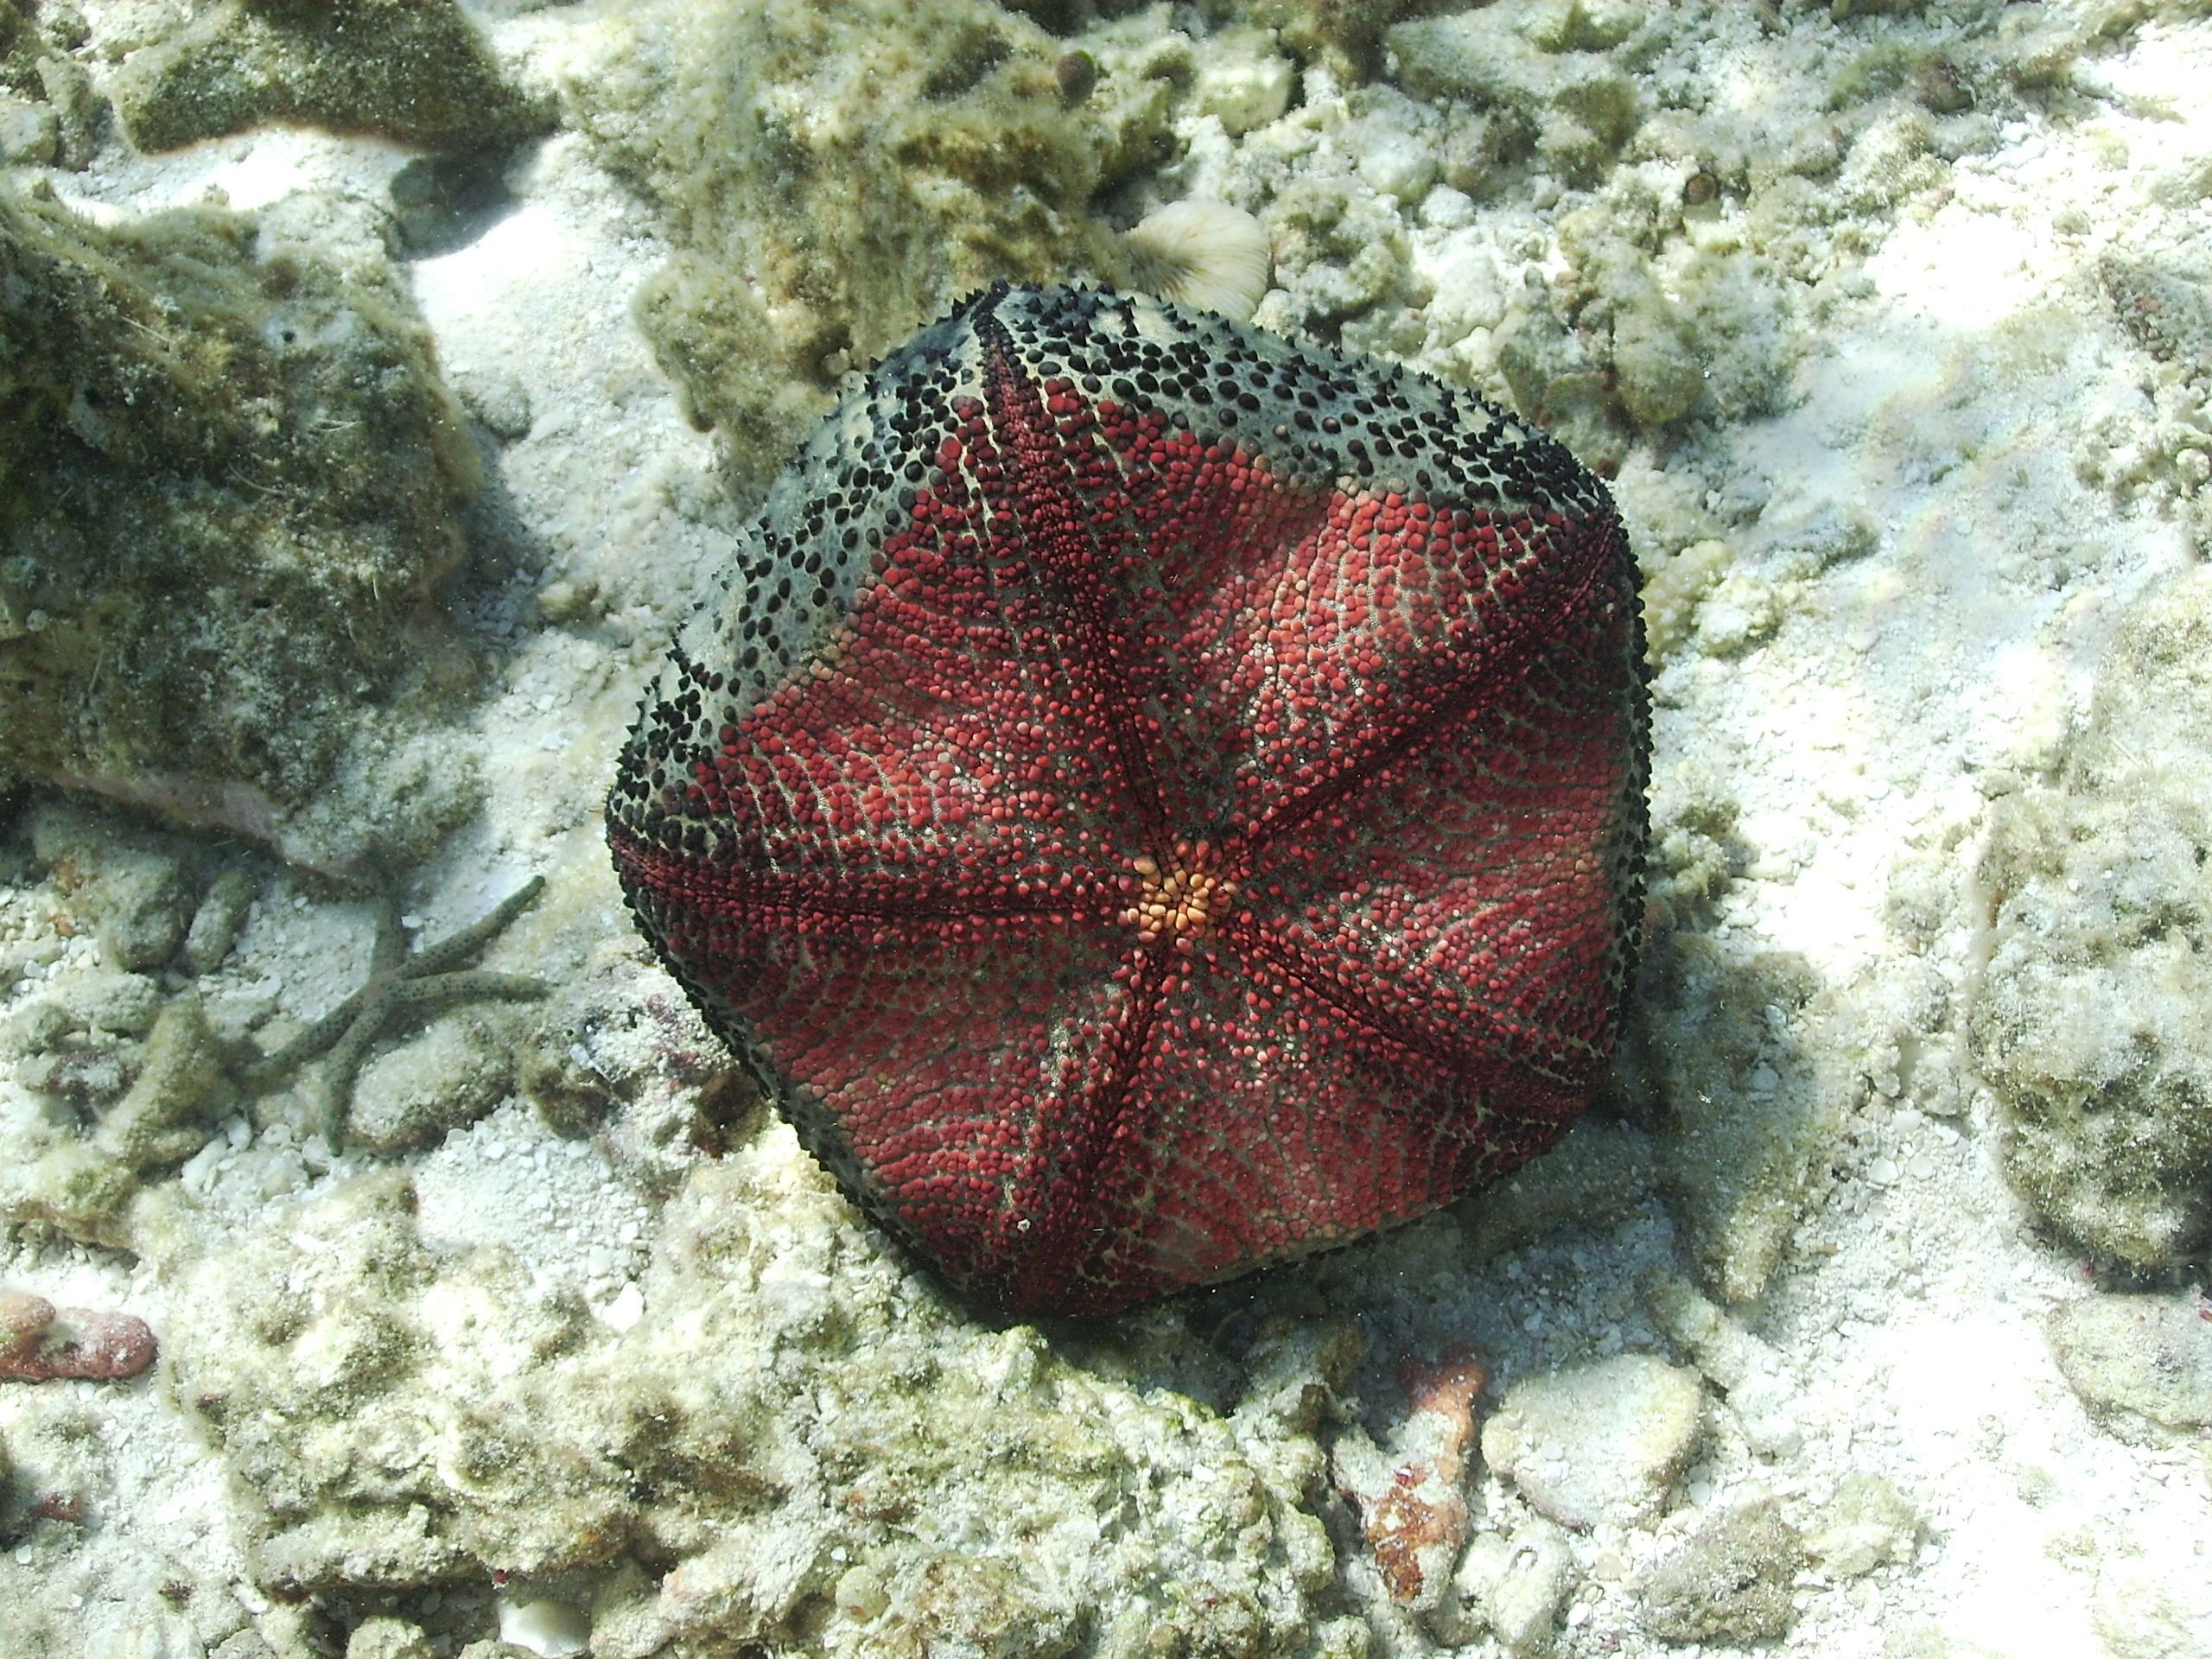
[
  {"left": 400, "top": 876, "right": 547, "bottom": 977},
  {"left": 367, "top": 890, "right": 409, "bottom": 979},
  {"left": 1223, "top": 509, "right": 1632, "bottom": 858},
  {"left": 385, "top": 971, "right": 552, "bottom": 1014},
  {"left": 607, "top": 829, "right": 1123, "bottom": 933},
  {"left": 238, "top": 878, "right": 550, "bottom": 1151},
  {"left": 974, "top": 307, "right": 1172, "bottom": 840},
  {"left": 636, "top": 485, "right": 1163, "bottom": 903},
  {"left": 1235, "top": 522, "right": 1645, "bottom": 1081},
  {"left": 626, "top": 872, "right": 1163, "bottom": 1309},
  {"left": 1050, "top": 938, "right": 1589, "bottom": 1316},
  {"left": 314, "top": 1012, "right": 379, "bottom": 1148},
  {"left": 238, "top": 992, "right": 372, "bottom": 1083}
]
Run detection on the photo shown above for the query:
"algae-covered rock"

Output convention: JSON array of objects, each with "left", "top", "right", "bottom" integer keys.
[
  {"left": 1, "top": 988, "right": 232, "bottom": 1246},
  {"left": 1497, "top": 204, "right": 1800, "bottom": 464},
  {"left": 1620, "top": 933, "right": 1828, "bottom": 1302},
  {"left": 557, "top": 0, "right": 1180, "bottom": 499},
  {"left": 1252, "top": 79, "right": 1450, "bottom": 350},
  {"left": 346, "top": 1618, "right": 434, "bottom": 1659},
  {"left": 0, "top": 0, "right": 106, "bottom": 167},
  {"left": 2050, "top": 1291, "right": 2212, "bottom": 1440},
  {"left": 1973, "top": 565, "right": 2212, "bottom": 1270},
  {"left": 1610, "top": 289, "right": 1702, "bottom": 429},
  {"left": 181, "top": 863, "right": 257, "bottom": 976},
  {"left": 28, "top": 798, "right": 202, "bottom": 972},
  {"left": 1637, "top": 1497, "right": 1803, "bottom": 1644},
  {"left": 168, "top": 1139, "right": 1344, "bottom": 1657},
  {"left": 1638, "top": 538, "right": 1736, "bottom": 662},
  {"left": 1389, "top": 3, "right": 1646, "bottom": 188},
  {"left": 2092, "top": 250, "right": 2212, "bottom": 560},
  {"left": 346, "top": 1008, "right": 523, "bottom": 1155},
  {"left": 1435, "top": 1522, "right": 1573, "bottom": 1653},
  {"left": 2089, "top": 1532, "right": 2212, "bottom": 1659},
  {"left": 1230, "top": 0, "right": 1417, "bottom": 82},
  {"left": 1801, "top": 1473, "right": 1920, "bottom": 1581},
  {"left": 111, "top": 0, "right": 548, "bottom": 156},
  {"left": 1191, "top": 23, "right": 1295, "bottom": 135},
  {"left": 1493, "top": 278, "right": 1624, "bottom": 474},
  {"left": 0, "top": 184, "right": 485, "bottom": 872},
  {"left": 1645, "top": 1271, "right": 1805, "bottom": 1459}
]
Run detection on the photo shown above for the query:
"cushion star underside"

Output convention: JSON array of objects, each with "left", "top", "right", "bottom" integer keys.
[{"left": 608, "top": 282, "right": 1649, "bottom": 1319}]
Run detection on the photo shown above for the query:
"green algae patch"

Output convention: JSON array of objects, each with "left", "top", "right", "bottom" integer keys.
[
  {"left": 558, "top": 0, "right": 1184, "bottom": 501},
  {"left": 111, "top": 0, "right": 549, "bottom": 156},
  {"left": 0, "top": 184, "right": 484, "bottom": 872}
]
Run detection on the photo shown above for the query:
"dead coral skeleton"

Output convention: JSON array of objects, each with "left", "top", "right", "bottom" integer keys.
[{"left": 0, "top": 1289, "right": 157, "bottom": 1383}]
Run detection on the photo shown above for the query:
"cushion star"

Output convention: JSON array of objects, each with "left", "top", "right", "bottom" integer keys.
[{"left": 608, "top": 283, "right": 1649, "bottom": 1319}]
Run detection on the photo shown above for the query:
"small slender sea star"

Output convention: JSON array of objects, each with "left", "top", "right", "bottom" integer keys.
[{"left": 242, "top": 876, "right": 550, "bottom": 1147}]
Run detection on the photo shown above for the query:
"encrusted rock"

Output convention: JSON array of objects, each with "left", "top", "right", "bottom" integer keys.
[
  {"left": 167, "top": 1154, "right": 1348, "bottom": 1654},
  {"left": 29, "top": 802, "right": 201, "bottom": 973},
  {"left": 1, "top": 992, "right": 230, "bottom": 1247},
  {"left": 556, "top": 0, "right": 1178, "bottom": 500},
  {"left": 1389, "top": 5, "right": 1643, "bottom": 188},
  {"left": 0, "top": 1288, "right": 158, "bottom": 1382},
  {"left": 345, "top": 1009, "right": 524, "bottom": 1155},
  {"left": 345, "top": 1616, "right": 434, "bottom": 1659},
  {"left": 1434, "top": 1521, "right": 1573, "bottom": 1652},
  {"left": 1801, "top": 1473, "right": 1921, "bottom": 1581},
  {"left": 2050, "top": 1291, "right": 2212, "bottom": 1439},
  {"left": 181, "top": 867, "right": 257, "bottom": 978},
  {"left": 1637, "top": 1497, "right": 1803, "bottom": 1644},
  {"left": 111, "top": 0, "right": 548, "bottom": 155},
  {"left": 7, "top": 969, "right": 165, "bottom": 1041},
  {"left": 1644, "top": 1270, "right": 1803, "bottom": 1458},
  {"left": 0, "top": 3, "right": 104, "bottom": 167},
  {"left": 1332, "top": 1351, "right": 1485, "bottom": 1608}
]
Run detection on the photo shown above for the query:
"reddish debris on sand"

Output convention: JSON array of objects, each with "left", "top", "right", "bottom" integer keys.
[
  {"left": 0, "top": 1288, "right": 158, "bottom": 1382},
  {"left": 608, "top": 282, "right": 1648, "bottom": 1318},
  {"left": 1340, "top": 1348, "right": 1490, "bottom": 1604}
]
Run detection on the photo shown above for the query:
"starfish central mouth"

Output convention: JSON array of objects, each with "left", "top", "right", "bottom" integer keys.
[{"left": 1122, "top": 839, "right": 1237, "bottom": 944}]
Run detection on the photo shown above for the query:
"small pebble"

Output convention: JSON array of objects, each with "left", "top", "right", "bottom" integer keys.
[{"left": 496, "top": 1595, "right": 589, "bottom": 1659}]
